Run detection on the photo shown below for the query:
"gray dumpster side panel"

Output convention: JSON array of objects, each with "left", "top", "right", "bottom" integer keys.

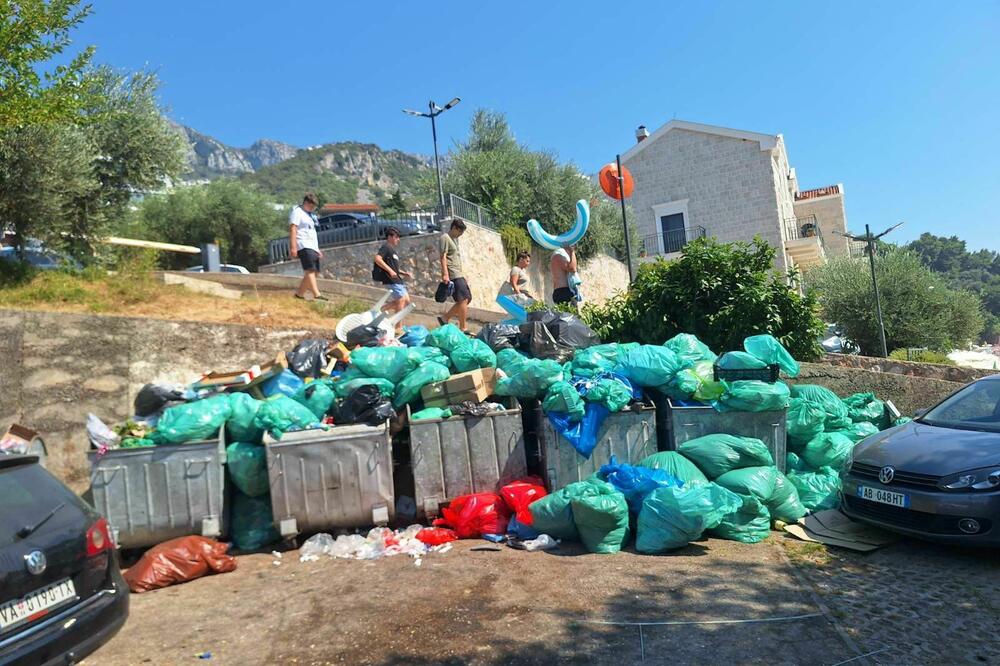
[
  {"left": 408, "top": 402, "right": 527, "bottom": 518},
  {"left": 668, "top": 400, "right": 787, "bottom": 472},
  {"left": 87, "top": 428, "right": 226, "bottom": 549},
  {"left": 264, "top": 423, "right": 394, "bottom": 537},
  {"left": 538, "top": 406, "right": 657, "bottom": 491}
]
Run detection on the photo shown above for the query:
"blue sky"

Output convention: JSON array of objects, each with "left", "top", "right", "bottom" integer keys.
[{"left": 72, "top": 1, "right": 999, "bottom": 250}]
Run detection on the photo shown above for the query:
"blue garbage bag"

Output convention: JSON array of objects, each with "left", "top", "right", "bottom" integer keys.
[
  {"left": 399, "top": 325, "right": 430, "bottom": 347},
  {"left": 260, "top": 369, "right": 304, "bottom": 398},
  {"left": 599, "top": 456, "right": 684, "bottom": 514},
  {"left": 547, "top": 402, "right": 611, "bottom": 459}
]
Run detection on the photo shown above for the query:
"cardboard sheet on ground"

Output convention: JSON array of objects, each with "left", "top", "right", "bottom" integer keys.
[{"left": 783, "top": 510, "right": 898, "bottom": 552}]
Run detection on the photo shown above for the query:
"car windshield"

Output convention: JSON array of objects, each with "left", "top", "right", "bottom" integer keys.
[
  {"left": 0, "top": 463, "right": 78, "bottom": 546},
  {"left": 920, "top": 379, "right": 1000, "bottom": 433}
]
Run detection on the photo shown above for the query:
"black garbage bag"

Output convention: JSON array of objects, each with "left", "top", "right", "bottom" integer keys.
[
  {"left": 450, "top": 400, "right": 501, "bottom": 417},
  {"left": 476, "top": 322, "right": 521, "bottom": 352},
  {"left": 134, "top": 384, "right": 185, "bottom": 418},
  {"left": 344, "top": 323, "right": 382, "bottom": 349},
  {"left": 286, "top": 339, "right": 329, "bottom": 378},
  {"left": 524, "top": 310, "right": 600, "bottom": 351},
  {"left": 519, "top": 322, "right": 575, "bottom": 363},
  {"left": 334, "top": 385, "right": 397, "bottom": 426}
]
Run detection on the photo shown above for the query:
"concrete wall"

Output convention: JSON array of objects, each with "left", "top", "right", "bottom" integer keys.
[
  {"left": 0, "top": 309, "right": 331, "bottom": 490},
  {"left": 794, "top": 193, "right": 849, "bottom": 258},
  {"left": 623, "top": 128, "right": 787, "bottom": 271},
  {"left": 261, "top": 226, "right": 631, "bottom": 310}
]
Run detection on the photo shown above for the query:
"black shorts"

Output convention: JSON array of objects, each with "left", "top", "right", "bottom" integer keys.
[
  {"left": 552, "top": 287, "right": 576, "bottom": 305},
  {"left": 299, "top": 248, "right": 320, "bottom": 272},
  {"left": 452, "top": 277, "right": 472, "bottom": 303}
]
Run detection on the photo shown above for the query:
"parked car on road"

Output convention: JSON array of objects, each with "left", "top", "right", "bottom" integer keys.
[
  {"left": 820, "top": 323, "right": 860, "bottom": 355},
  {"left": 842, "top": 374, "right": 1000, "bottom": 546},
  {"left": 316, "top": 213, "right": 423, "bottom": 241},
  {"left": 0, "top": 455, "right": 128, "bottom": 664},
  {"left": 0, "top": 246, "right": 81, "bottom": 271},
  {"left": 185, "top": 264, "right": 250, "bottom": 274}
]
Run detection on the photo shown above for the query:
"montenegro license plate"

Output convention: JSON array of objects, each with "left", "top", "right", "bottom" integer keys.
[{"left": 857, "top": 485, "right": 909, "bottom": 508}]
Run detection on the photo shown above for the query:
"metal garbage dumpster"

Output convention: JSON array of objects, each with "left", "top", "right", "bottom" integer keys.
[
  {"left": 536, "top": 403, "right": 657, "bottom": 491},
  {"left": 666, "top": 398, "right": 787, "bottom": 472},
  {"left": 407, "top": 398, "right": 527, "bottom": 518},
  {"left": 264, "top": 423, "right": 394, "bottom": 540},
  {"left": 87, "top": 428, "right": 226, "bottom": 549}
]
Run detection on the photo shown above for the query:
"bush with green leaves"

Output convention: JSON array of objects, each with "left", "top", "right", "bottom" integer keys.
[
  {"left": 806, "top": 249, "right": 984, "bottom": 354},
  {"left": 580, "top": 237, "right": 824, "bottom": 360},
  {"left": 887, "top": 349, "right": 955, "bottom": 365}
]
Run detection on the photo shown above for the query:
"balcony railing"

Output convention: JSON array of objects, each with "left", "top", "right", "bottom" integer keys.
[
  {"left": 849, "top": 239, "right": 868, "bottom": 258},
  {"left": 640, "top": 226, "right": 706, "bottom": 257},
  {"left": 783, "top": 215, "right": 824, "bottom": 245}
]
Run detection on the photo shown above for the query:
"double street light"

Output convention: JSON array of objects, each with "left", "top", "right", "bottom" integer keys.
[
  {"left": 841, "top": 222, "right": 905, "bottom": 358},
  {"left": 403, "top": 97, "right": 461, "bottom": 212}
]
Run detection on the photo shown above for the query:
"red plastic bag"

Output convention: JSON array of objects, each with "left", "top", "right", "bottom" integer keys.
[
  {"left": 432, "top": 492, "right": 510, "bottom": 538},
  {"left": 416, "top": 527, "right": 459, "bottom": 546},
  {"left": 124, "top": 536, "right": 237, "bottom": 593},
  {"left": 499, "top": 476, "right": 548, "bottom": 525}
]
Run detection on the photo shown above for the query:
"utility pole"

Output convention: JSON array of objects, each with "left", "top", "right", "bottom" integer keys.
[
  {"left": 843, "top": 222, "right": 904, "bottom": 357},
  {"left": 403, "top": 97, "right": 461, "bottom": 215}
]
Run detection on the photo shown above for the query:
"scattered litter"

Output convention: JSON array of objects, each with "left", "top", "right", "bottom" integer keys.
[{"left": 297, "top": 526, "right": 445, "bottom": 562}]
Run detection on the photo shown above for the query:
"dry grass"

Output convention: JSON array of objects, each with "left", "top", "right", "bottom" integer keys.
[{"left": 781, "top": 539, "right": 833, "bottom": 567}]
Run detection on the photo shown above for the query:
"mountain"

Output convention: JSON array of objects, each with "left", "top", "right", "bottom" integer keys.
[
  {"left": 170, "top": 122, "right": 299, "bottom": 180},
  {"left": 239, "top": 141, "right": 432, "bottom": 206}
]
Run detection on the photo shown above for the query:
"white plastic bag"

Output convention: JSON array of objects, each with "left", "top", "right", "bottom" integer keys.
[{"left": 87, "top": 414, "right": 120, "bottom": 449}]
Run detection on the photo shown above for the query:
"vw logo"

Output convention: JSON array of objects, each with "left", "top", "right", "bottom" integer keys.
[
  {"left": 879, "top": 466, "right": 895, "bottom": 484},
  {"left": 24, "top": 550, "right": 46, "bottom": 576}
]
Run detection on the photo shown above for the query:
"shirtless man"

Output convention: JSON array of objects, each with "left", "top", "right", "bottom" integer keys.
[{"left": 550, "top": 245, "right": 578, "bottom": 306}]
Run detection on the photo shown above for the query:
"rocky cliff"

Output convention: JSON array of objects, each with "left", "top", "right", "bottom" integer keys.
[{"left": 170, "top": 122, "right": 299, "bottom": 179}]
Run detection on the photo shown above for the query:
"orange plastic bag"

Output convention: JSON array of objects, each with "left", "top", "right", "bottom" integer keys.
[
  {"left": 432, "top": 493, "right": 510, "bottom": 538},
  {"left": 499, "top": 476, "right": 548, "bottom": 525},
  {"left": 415, "top": 527, "right": 459, "bottom": 546},
  {"left": 124, "top": 536, "right": 237, "bottom": 593}
]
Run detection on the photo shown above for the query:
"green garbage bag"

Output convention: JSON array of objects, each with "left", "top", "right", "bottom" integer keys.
[
  {"left": 785, "top": 451, "right": 809, "bottom": 473},
  {"left": 120, "top": 437, "right": 156, "bottom": 448},
  {"left": 410, "top": 407, "right": 452, "bottom": 421},
  {"left": 802, "top": 432, "right": 855, "bottom": 471},
  {"left": 585, "top": 378, "right": 632, "bottom": 412},
  {"left": 151, "top": 394, "right": 232, "bottom": 445},
  {"left": 496, "top": 348, "right": 530, "bottom": 374},
  {"left": 542, "top": 381, "right": 585, "bottom": 422},
  {"left": 717, "top": 381, "right": 791, "bottom": 413},
  {"left": 716, "top": 351, "right": 767, "bottom": 370},
  {"left": 614, "top": 345, "right": 682, "bottom": 388},
  {"left": 291, "top": 379, "right": 337, "bottom": 419},
  {"left": 636, "top": 482, "right": 743, "bottom": 553},
  {"left": 528, "top": 483, "right": 582, "bottom": 540},
  {"left": 690, "top": 360, "right": 725, "bottom": 401},
  {"left": 410, "top": 346, "right": 451, "bottom": 367},
  {"left": 710, "top": 494, "right": 772, "bottom": 544},
  {"left": 226, "top": 442, "right": 269, "bottom": 497},
  {"left": 393, "top": 361, "right": 452, "bottom": 408},
  {"left": 227, "top": 393, "right": 264, "bottom": 444},
  {"left": 335, "top": 377, "right": 395, "bottom": 399},
  {"left": 787, "top": 466, "right": 841, "bottom": 512},
  {"left": 842, "top": 392, "right": 888, "bottom": 428},
  {"left": 571, "top": 344, "right": 624, "bottom": 377},
  {"left": 427, "top": 324, "right": 471, "bottom": 353},
  {"left": 714, "top": 466, "right": 807, "bottom": 522},
  {"left": 743, "top": 334, "right": 800, "bottom": 378},
  {"left": 663, "top": 333, "right": 716, "bottom": 366},
  {"left": 829, "top": 421, "right": 879, "bottom": 444},
  {"left": 789, "top": 384, "right": 851, "bottom": 429},
  {"left": 495, "top": 359, "right": 564, "bottom": 399},
  {"left": 786, "top": 398, "right": 826, "bottom": 443},
  {"left": 350, "top": 347, "right": 422, "bottom": 384},
  {"left": 893, "top": 416, "right": 913, "bottom": 427},
  {"left": 450, "top": 338, "right": 497, "bottom": 372},
  {"left": 570, "top": 479, "right": 630, "bottom": 554},
  {"left": 638, "top": 451, "right": 710, "bottom": 485},
  {"left": 253, "top": 395, "right": 319, "bottom": 440},
  {"left": 677, "top": 434, "right": 774, "bottom": 479},
  {"left": 230, "top": 488, "right": 279, "bottom": 551}
]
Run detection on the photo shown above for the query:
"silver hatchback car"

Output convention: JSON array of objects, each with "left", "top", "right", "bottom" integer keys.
[{"left": 842, "top": 375, "right": 1000, "bottom": 546}]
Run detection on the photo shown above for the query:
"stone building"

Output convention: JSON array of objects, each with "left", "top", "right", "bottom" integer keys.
[{"left": 622, "top": 119, "right": 850, "bottom": 272}]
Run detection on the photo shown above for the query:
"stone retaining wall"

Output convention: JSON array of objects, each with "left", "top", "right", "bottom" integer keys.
[
  {"left": 791, "top": 362, "right": 961, "bottom": 416},
  {"left": 821, "top": 353, "right": 996, "bottom": 383}
]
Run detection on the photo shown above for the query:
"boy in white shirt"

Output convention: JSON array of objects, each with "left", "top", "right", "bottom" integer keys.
[{"left": 289, "top": 193, "right": 327, "bottom": 301}]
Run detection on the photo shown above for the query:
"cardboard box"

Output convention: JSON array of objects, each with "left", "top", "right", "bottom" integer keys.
[
  {"left": 421, "top": 368, "right": 497, "bottom": 408},
  {"left": 321, "top": 343, "right": 351, "bottom": 376},
  {"left": 1, "top": 423, "right": 38, "bottom": 455}
]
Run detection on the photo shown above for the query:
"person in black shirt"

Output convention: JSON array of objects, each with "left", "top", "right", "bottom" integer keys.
[{"left": 372, "top": 227, "right": 412, "bottom": 329}]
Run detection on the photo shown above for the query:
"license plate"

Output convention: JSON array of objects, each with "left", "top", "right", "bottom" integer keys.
[
  {"left": 0, "top": 579, "right": 77, "bottom": 633},
  {"left": 857, "top": 485, "right": 909, "bottom": 508}
]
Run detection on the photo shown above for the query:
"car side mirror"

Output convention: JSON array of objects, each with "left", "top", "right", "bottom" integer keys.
[{"left": 913, "top": 408, "right": 927, "bottom": 418}]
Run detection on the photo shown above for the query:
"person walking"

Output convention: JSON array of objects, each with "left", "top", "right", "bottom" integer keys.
[
  {"left": 437, "top": 218, "right": 471, "bottom": 331},
  {"left": 372, "top": 226, "right": 412, "bottom": 331},
  {"left": 290, "top": 193, "right": 327, "bottom": 301},
  {"left": 550, "top": 244, "right": 579, "bottom": 306},
  {"left": 499, "top": 251, "right": 533, "bottom": 303}
]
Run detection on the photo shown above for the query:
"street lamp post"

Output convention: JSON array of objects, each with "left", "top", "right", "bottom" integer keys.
[
  {"left": 403, "top": 97, "right": 460, "bottom": 215},
  {"left": 842, "top": 222, "right": 904, "bottom": 358}
]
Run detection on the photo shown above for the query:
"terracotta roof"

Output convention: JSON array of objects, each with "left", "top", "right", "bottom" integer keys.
[
  {"left": 319, "top": 203, "right": 380, "bottom": 213},
  {"left": 795, "top": 185, "right": 841, "bottom": 201}
]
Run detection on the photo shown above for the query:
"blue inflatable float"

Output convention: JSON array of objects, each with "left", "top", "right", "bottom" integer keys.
[{"left": 527, "top": 199, "right": 589, "bottom": 251}]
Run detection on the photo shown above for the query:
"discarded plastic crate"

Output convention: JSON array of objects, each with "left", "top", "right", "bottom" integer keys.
[
  {"left": 264, "top": 423, "right": 394, "bottom": 540},
  {"left": 407, "top": 398, "right": 527, "bottom": 518},
  {"left": 87, "top": 428, "right": 226, "bottom": 549},
  {"left": 536, "top": 403, "right": 657, "bottom": 491},
  {"left": 666, "top": 398, "right": 787, "bottom": 472}
]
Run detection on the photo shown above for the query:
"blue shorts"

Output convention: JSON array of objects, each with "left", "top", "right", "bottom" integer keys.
[{"left": 386, "top": 283, "right": 409, "bottom": 302}]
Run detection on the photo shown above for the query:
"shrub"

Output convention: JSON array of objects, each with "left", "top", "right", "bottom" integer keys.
[
  {"left": 498, "top": 223, "right": 532, "bottom": 265},
  {"left": 888, "top": 349, "right": 955, "bottom": 365}
]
